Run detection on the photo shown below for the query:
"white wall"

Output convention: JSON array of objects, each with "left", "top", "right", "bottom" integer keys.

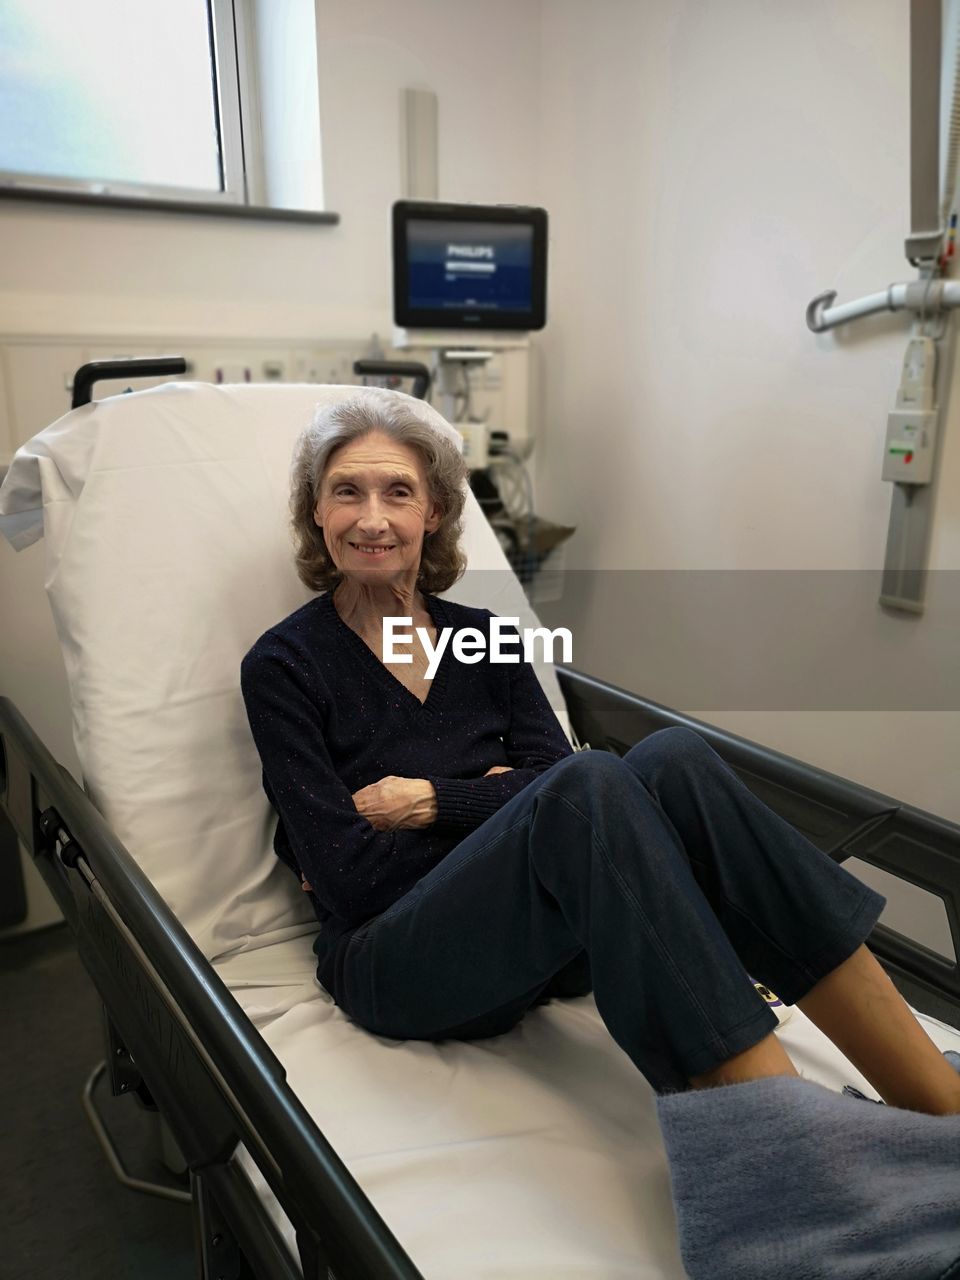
[{"left": 535, "top": 0, "right": 960, "bottom": 825}]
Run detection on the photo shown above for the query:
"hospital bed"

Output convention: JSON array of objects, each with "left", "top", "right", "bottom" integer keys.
[{"left": 1, "top": 369, "right": 959, "bottom": 1280}]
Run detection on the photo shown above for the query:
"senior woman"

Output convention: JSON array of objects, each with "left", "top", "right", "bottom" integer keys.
[{"left": 241, "top": 390, "right": 960, "bottom": 1113}]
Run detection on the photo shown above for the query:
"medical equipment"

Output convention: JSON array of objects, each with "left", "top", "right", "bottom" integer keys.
[
  {"left": 353, "top": 343, "right": 565, "bottom": 588},
  {"left": 882, "top": 335, "right": 939, "bottom": 484},
  {"left": 433, "top": 350, "right": 493, "bottom": 467},
  {"left": 1, "top": 370, "right": 959, "bottom": 1279},
  {"left": 353, "top": 353, "right": 493, "bottom": 469},
  {"left": 392, "top": 200, "right": 547, "bottom": 334},
  {"left": 391, "top": 200, "right": 546, "bottom": 459},
  {"left": 805, "top": 0, "right": 960, "bottom": 613}
]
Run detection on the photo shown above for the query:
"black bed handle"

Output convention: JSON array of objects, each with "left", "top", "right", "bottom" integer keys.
[
  {"left": 352, "top": 360, "right": 431, "bottom": 401},
  {"left": 71, "top": 357, "right": 188, "bottom": 409}
]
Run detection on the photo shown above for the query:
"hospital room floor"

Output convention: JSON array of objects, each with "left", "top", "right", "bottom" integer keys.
[{"left": 2, "top": 922, "right": 194, "bottom": 1280}]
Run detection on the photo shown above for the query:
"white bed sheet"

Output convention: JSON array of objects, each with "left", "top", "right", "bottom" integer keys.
[{"left": 224, "top": 965, "right": 960, "bottom": 1279}]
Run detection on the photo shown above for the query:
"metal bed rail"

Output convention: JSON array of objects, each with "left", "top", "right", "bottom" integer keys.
[{"left": 557, "top": 667, "right": 960, "bottom": 1031}]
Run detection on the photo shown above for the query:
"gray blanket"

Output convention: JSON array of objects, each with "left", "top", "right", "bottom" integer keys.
[{"left": 656, "top": 1075, "right": 960, "bottom": 1280}]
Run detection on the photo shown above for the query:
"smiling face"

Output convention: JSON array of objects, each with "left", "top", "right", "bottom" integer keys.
[{"left": 313, "top": 431, "right": 442, "bottom": 586}]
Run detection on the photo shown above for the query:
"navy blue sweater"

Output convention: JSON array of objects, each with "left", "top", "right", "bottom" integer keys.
[{"left": 240, "top": 591, "right": 573, "bottom": 1000}]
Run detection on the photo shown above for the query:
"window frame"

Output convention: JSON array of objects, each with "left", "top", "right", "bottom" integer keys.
[{"left": 0, "top": 0, "right": 267, "bottom": 212}]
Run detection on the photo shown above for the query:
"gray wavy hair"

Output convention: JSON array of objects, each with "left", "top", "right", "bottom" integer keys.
[{"left": 290, "top": 390, "right": 468, "bottom": 594}]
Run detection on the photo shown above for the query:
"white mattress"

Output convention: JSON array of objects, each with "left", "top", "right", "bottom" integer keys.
[
  {"left": 225, "top": 956, "right": 960, "bottom": 1278},
  {"left": 4, "top": 380, "right": 959, "bottom": 1278}
]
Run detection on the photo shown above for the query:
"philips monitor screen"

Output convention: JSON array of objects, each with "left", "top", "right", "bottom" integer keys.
[{"left": 393, "top": 201, "right": 547, "bottom": 331}]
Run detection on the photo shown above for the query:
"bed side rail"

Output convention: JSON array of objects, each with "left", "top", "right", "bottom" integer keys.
[
  {"left": 557, "top": 667, "right": 960, "bottom": 1030},
  {"left": 69, "top": 357, "right": 189, "bottom": 408},
  {"left": 0, "top": 697, "right": 424, "bottom": 1280},
  {"left": 352, "top": 359, "right": 431, "bottom": 401}
]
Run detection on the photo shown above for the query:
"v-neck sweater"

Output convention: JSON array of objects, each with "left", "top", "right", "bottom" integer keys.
[{"left": 240, "top": 591, "right": 573, "bottom": 1000}]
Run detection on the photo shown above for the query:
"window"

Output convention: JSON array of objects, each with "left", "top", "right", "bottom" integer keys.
[{"left": 0, "top": 0, "right": 329, "bottom": 218}]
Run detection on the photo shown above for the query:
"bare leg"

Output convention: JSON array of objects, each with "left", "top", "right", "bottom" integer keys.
[
  {"left": 689, "top": 1030, "right": 800, "bottom": 1090},
  {"left": 796, "top": 943, "right": 960, "bottom": 1115}
]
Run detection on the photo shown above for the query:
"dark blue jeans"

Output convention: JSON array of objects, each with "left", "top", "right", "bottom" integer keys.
[{"left": 336, "top": 728, "right": 886, "bottom": 1094}]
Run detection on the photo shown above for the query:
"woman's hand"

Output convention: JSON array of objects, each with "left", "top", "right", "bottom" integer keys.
[
  {"left": 352, "top": 776, "right": 438, "bottom": 831},
  {"left": 301, "top": 771, "right": 508, "bottom": 888}
]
